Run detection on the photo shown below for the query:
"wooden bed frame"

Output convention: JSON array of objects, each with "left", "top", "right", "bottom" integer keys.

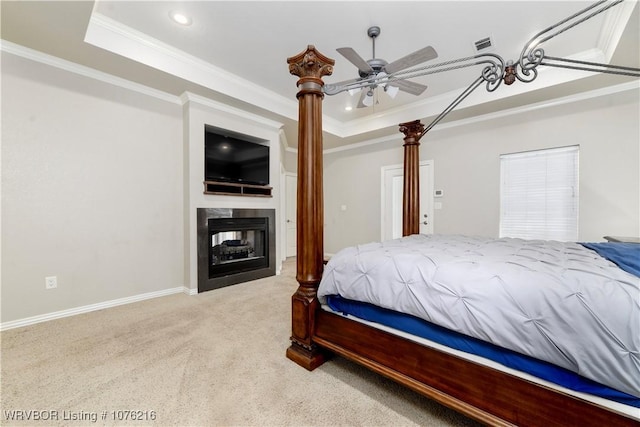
[{"left": 285, "top": 46, "right": 639, "bottom": 426}]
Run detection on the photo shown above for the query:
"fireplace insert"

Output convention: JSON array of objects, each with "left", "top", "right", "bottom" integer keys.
[
  {"left": 197, "top": 208, "right": 275, "bottom": 292},
  {"left": 208, "top": 217, "right": 268, "bottom": 278}
]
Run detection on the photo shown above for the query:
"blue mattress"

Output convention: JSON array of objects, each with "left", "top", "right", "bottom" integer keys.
[
  {"left": 326, "top": 294, "right": 640, "bottom": 408},
  {"left": 580, "top": 242, "right": 640, "bottom": 278}
]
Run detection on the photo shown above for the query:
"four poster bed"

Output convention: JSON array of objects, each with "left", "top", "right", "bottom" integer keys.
[{"left": 284, "top": 41, "right": 640, "bottom": 427}]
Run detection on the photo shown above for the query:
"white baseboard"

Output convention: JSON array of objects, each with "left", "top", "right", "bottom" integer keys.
[
  {"left": 183, "top": 287, "right": 198, "bottom": 296},
  {"left": 0, "top": 286, "right": 189, "bottom": 331}
]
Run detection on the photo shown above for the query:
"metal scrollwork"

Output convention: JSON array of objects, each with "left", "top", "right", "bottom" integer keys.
[
  {"left": 323, "top": 0, "right": 639, "bottom": 136},
  {"left": 517, "top": 47, "right": 543, "bottom": 83},
  {"left": 324, "top": 0, "right": 639, "bottom": 97},
  {"left": 478, "top": 54, "right": 505, "bottom": 92},
  {"left": 516, "top": 0, "right": 640, "bottom": 82}
]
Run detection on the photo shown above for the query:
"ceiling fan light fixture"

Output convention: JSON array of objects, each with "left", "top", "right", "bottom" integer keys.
[
  {"left": 336, "top": 25, "right": 437, "bottom": 108},
  {"left": 384, "top": 84, "right": 399, "bottom": 99},
  {"left": 362, "top": 92, "right": 374, "bottom": 107}
]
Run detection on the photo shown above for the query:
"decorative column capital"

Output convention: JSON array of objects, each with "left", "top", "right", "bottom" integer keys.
[
  {"left": 399, "top": 120, "right": 425, "bottom": 146},
  {"left": 287, "top": 45, "right": 334, "bottom": 94}
]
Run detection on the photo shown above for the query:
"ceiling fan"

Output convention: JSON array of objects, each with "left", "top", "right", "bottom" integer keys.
[{"left": 336, "top": 26, "right": 438, "bottom": 108}]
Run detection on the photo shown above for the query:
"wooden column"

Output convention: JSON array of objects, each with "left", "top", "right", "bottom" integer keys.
[
  {"left": 286, "top": 46, "right": 334, "bottom": 370},
  {"left": 399, "top": 120, "right": 424, "bottom": 236}
]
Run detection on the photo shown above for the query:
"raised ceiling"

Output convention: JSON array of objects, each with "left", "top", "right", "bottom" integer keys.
[{"left": 2, "top": 1, "right": 638, "bottom": 149}]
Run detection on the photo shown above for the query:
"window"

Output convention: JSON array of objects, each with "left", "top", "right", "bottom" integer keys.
[{"left": 500, "top": 145, "right": 579, "bottom": 241}]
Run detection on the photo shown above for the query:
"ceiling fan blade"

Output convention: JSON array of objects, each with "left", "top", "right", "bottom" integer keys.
[
  {"left": 337, "top": 47, "right": 374, "bottom": 74},
  {"left": 393, "top": 79, "right": 428, "bottom": 96},
  {"left": 385, "top": 46, "right": 438, "bottom": 74}
]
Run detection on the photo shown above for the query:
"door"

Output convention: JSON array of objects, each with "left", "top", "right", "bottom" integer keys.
[
  {"left": 381, "top": 161, "right": 434, "bottom": 240},
  {"left": 285, "top": 174, "right": 297, "bottom": 257}
]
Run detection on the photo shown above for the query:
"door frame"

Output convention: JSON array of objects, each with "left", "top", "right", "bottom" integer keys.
[
  {"left": 284, "top": 172, "right": 297, "bottom": 258},
  {"left": 380, "top": 160, "right": 434, "bottom": 241}
]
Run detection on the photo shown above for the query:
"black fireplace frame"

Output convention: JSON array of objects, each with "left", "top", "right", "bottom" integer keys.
[{"left": 197, "top": 208, "right": 276, "bottom": 292}]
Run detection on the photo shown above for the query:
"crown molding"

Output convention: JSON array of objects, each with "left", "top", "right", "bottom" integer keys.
[
  {"left": 323, "top": 80, "right": 639, "bottom": 155},
  {"left": 0, "top": 39, "right": 181, "bottom": 104},
  {"left": 428, "top": 79, "right": 639, "bottom": 132},
  {"left": 598, "top": 0, "right": 637, "bottom": 62},
  {"left": 85, "top": 14, "right": 300, "bottom": 123},
  {"left": 332, "top": 47, "right": 611, "bottom": 139},
  {"left": 85, "top": 13, "right": 350, "bottom": 138},
  {"left": 181, "top": 92, "right": 284, "bottom": 132}
]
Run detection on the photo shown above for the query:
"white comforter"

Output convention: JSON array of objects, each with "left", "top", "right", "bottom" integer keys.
[{"left": 318, "top": 234, "right": 640, "bottom": 398}]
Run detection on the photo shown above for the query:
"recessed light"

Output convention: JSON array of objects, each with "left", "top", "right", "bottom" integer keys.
[
  {"left": 345, "top": 106, "right": 353, "bottom": 111},
  {"left": 170, "top": 11, "right": 192, "bottom": 26}
]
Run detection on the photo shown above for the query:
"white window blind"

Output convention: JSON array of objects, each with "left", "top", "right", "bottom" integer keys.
[{"left": 500, "top": 145, "right": 579, "bottom": 241}]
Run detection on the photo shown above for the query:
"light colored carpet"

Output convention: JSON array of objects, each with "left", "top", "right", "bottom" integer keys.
[{"left": 1, "top": 258, "right": 480, "bottom": 426}]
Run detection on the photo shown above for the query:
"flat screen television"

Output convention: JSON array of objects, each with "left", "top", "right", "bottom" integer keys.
[{"left": 204, "top": 127, "right": 269, "bottom": 186}]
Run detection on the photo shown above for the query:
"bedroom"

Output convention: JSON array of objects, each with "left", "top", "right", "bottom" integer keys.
[{"left": 2, "top": 1, "right": 639, "bottom": 425}]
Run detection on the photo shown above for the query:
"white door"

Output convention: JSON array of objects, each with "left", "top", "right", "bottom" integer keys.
[
  {"left": 381, "top": 161, "right": 434, "bottom": 240},
  {"left": 285, "top": 174, "right": 297, "bottom": 257}
]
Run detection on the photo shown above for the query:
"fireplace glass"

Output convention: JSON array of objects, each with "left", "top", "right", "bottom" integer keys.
[{"left": 208, "top": 217, "right": 268, "bottom": 278}]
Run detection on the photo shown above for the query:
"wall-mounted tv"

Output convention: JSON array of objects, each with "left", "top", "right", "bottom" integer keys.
[{"left": 204, "top": 126, "right": 270, "bottom": 186}]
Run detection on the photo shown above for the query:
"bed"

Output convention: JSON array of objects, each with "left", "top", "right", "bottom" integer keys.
[{"left": 285, "top": 46, "right": 640, "bottom": 426}]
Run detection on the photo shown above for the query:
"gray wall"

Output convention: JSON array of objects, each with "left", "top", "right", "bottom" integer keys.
[
  {"left": 2, "top": 53, "right": 184, "bottom": 323},
  {"left": 3, "top": 47, "right": 638, "bottom": 324},
  {"left": 323, "top": 86, "right": 639, "bottom": 254}
]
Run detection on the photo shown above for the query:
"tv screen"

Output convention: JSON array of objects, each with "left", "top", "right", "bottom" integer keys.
[{"left": 204, "top": 128, "right": 269, "bottom": 186}]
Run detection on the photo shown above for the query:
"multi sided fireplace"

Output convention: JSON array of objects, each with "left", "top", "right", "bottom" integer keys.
[
  {"left": 197, "top": 208, "right": 275, "bottom": 292},
  {"left": 209, "top": 216, "right": 267, "bottom": 277}
]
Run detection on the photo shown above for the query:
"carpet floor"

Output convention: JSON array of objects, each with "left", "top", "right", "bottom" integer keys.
[{"left": 1, "top": 258, "right": 480, "bottom": 426}]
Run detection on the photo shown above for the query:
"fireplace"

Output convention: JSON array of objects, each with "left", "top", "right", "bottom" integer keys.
[{"left": 197, "top": 208, "right": 275, "bottom": 292}]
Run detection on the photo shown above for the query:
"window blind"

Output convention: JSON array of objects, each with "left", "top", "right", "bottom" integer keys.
[{"left": 499, "top": 145, "right": 579, "bottom": 241}]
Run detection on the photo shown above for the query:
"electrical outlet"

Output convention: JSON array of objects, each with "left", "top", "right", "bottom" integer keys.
[{"left": 45, "top": 276, "right": 57, "bottom": 289}]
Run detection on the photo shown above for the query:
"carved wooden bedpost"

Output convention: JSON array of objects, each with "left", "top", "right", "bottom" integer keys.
[
  {"left": 399, "top": 120, "right": 425, "bottom": 236},
  {"left": 286, "top": 46, "right": 334, "bottom": 370}
]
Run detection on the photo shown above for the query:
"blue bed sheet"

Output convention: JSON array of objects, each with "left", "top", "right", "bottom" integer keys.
[
  {"left": 326, "top": 294, "right": 640, "bottom": 408},
  {"left": 580, "top": 242, "right": 640, "bottom": 278}
]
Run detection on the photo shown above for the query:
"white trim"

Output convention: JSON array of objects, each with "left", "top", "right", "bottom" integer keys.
[
  {"left": 0, "top": 40, "right": 181, "bottom": 105},
  {"left": 84, "top": 13, "right": 304, "bottom": 127},
  {"left": 325, "top": 133, "right": 398, "bottom": 155},
  {"left": 279, "top": 129, "right": 291, "bottom": 153},
  {"left": 431, "top": 80, "right": 639, "bottom": 133},
  {"left": 380, "top": 163, "right": 403, "bottom": 241},
  {"left": 183, "top": 287, "right": 198, "bottom": 296},
  {"left": 181, "top": 92, "right": 283, "bottom": 132},
  {"left": 3, "top": 38, "right": 636, "bottom": 157},
  {"left": 0, "top": 287, "right": 189, "bottom": 331},
  {"left": 598, "top": 0, "right": 637, "bottom": 62},
  {"left": 283, "top": 172, "right": 298, "bottom": 259},
  {"left": 380, "top": 161, "right": 434, "bottom": 240},
  {"left": 324, "top": 80, "right": 640, "bottom": 155}
]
